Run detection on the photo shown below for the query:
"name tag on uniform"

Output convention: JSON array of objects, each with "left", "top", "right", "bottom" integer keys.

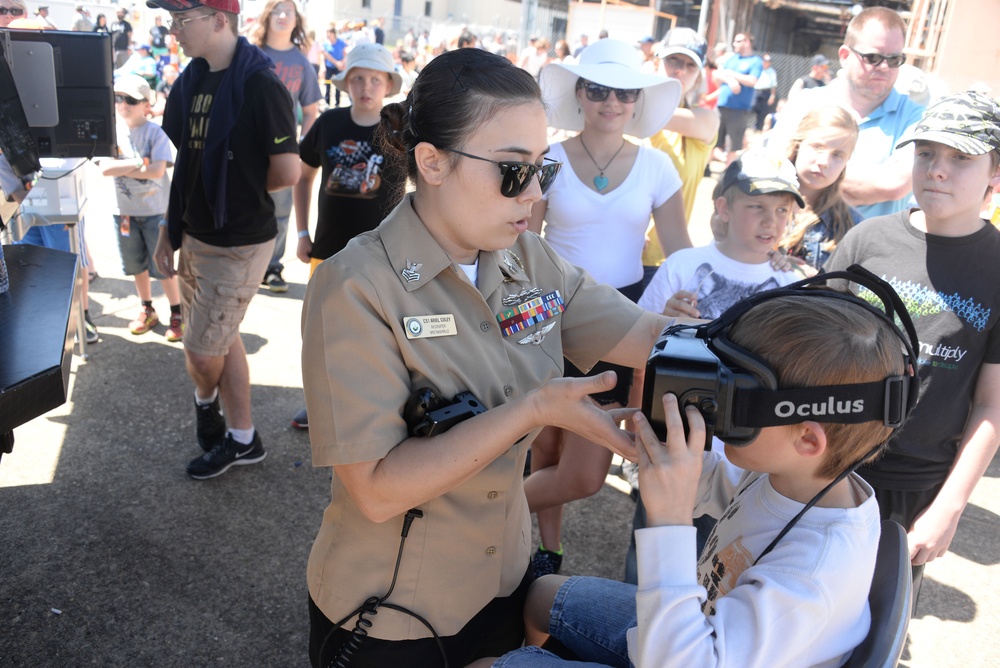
[{"left": 403, "top": 314, "right": 458, "bottom": 339}]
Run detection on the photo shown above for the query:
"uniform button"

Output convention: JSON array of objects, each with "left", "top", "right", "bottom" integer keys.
[
  {"left": 504, "top": 385, "right": 513, "bottom": 396},
  {"left": 480, "top": 321, "right": 491, "bottom": 332},
  {"left": 486, "top": 546, "right": 497, "bottom": 556},
  {"left": 487, "top": 491, "right": 498, "bottom": 500}
]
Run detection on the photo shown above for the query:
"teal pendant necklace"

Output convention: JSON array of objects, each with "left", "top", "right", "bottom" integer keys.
[{"left": 579, "top": 135, "right": 626, "bottom": 192}]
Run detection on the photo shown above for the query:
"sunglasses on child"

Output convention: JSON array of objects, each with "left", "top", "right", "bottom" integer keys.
[
  {"left": 115, "top": 94, "right": 144, "bottom": 106},
  {"left": 0, "top": 7, "right": 25, "bottom": 16},
  {"left": 577, "top": 80, "right": 642, "bottom": 104},
  {"left": 441, "top": 148, "right": 562, "bottom": 197},
  {"left": 849, "top": 47, "right": 906, "bottom": 69}
]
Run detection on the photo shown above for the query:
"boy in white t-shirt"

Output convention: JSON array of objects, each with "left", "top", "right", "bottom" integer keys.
[
  {"left": 639, "top": 149, "right": 806, "bottom": 319},
  {"left": 95, "top": 75, "right": 181, "bottom": 341}
]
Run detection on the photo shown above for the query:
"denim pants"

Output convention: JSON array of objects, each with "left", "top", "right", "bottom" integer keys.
[
  {"left": 492, "top": 576, "right": 636, "bottom": 668},
  {"left": 267, "top": 186, "right": 294, "bottom": 274}
]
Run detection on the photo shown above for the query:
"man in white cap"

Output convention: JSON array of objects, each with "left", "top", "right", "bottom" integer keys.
[
  {"left": 287, "top": 42, "right": 407, "bottom": 430},
  {"left": 34, "top": 5, "right": 56, "bottom": 28},
  {"left": 148, "top": 0, "right": 301, "bottom": 479}
]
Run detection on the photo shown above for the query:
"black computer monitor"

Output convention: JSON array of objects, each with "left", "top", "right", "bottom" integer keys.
[{"left": 0, "top": 29, "right": 115, "bottom": 163}]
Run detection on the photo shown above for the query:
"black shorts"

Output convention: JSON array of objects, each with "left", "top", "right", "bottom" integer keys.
[
  {"left": 563, "top": 279, "right": 644, "bottom": 407},
  {"left": 309, "top": 567, "right": 533, "bottom": 668},
  {"left": 717, "top": 106, "right": 750, "bottom": 152}
]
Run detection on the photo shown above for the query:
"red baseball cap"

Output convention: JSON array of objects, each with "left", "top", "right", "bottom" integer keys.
[{"left": 145, "top": 0, "right": 241, "bottom": 12}]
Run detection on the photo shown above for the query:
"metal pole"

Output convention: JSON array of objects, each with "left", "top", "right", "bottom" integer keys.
[{"left": 520, "top": 0, "right": 538, "bottom": 53}]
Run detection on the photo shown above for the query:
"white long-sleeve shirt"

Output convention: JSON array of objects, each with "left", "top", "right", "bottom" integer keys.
[{"left": 628, "top": 448, "right": 880, "bottom": 667}]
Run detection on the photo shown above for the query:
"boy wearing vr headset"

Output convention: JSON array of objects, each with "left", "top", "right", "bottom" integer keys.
[
  {"left": 474, "top": 283, "right": 913, "bottom": 667},
  {"left": 825, "top": 91, "right": 1000, "bottom": 604}
]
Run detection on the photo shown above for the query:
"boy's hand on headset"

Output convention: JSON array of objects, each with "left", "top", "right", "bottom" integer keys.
[{"left": 630, "top": 393, "right": 706, "bottom": 527}]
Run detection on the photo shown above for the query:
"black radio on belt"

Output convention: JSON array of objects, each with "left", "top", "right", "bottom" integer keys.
[{"left": 404, "top": 387, "right": 487, "bottom": 437}]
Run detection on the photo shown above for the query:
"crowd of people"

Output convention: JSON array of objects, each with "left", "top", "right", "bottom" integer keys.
[{"left": 5, "top": 1, "right": 1000, "bottom": 666}]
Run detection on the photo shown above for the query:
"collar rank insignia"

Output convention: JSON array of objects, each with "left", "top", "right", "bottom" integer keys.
[
  {"left": 501, "top": 250, "right": 525, "bottom": 276},
  {"left": 401, "top": 259, "right": 423, "bottom": 283}
]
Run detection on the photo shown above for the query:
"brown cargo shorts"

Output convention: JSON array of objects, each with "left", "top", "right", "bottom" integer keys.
[{"left": 176, "top": 233, "right": 275, "bottom": 357}]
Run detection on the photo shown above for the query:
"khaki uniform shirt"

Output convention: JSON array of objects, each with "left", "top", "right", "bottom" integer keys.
[{"left": 301, "top": 196, "right": 643, "bottom": 640}]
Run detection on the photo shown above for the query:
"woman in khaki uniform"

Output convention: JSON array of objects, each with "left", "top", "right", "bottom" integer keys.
[{"left": 301, "top": 48, "right": 676, "bottom": 668}]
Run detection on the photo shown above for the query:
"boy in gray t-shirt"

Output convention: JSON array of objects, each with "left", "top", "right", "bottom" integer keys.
[{"left": 95, "top": 75, "right": 182, "bottom": 341}]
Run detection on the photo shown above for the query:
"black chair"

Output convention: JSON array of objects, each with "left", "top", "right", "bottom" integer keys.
[{"left": 844, "top": 519, "right": 913, "bottom": 668}]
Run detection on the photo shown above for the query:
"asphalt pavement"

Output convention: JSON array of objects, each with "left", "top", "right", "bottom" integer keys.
[{"left": 1, "top": 164, "right": 998, "bottom": 667}]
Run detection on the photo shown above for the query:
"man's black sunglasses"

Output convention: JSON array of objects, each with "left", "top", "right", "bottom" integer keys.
[
  {"left": 577, "top": 80, "right": 642, "bottom": 104},
  {"left": 0, "top": 7, "right": 25, "bottom": 16},
  {"left": 442, "top": 148, "right": 562, "bottom": 198},
  {"left": 115, "top": 94, "right": 144, "bottom": 106},
  {"left": 849, "top": 47, "right": 906, "bottom": 69}
]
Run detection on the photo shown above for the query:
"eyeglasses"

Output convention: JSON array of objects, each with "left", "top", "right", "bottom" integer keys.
[
  {"left": 168, "top": 13, "right": 216, "bottom": 31},
  {"left": 0, "top": 7, "right": 25, "bottom": 16},
  {"left": 441, "top": 148, "right": 562, "bottom": 197},
  {"left": 115, "top": 94, "right": 144, "bottom": 106},
  {"left": 578, "top": 81, "right": 642, "bottom": 104},
  {"left": 849, "top": 47, "right": 906, "bottom": 69}
]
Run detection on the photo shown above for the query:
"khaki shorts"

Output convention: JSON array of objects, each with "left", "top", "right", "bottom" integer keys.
[{"left": 177, "top": 233, "right": 275, "bottom": 357}]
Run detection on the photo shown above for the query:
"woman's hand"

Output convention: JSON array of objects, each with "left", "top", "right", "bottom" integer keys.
[
  {"left": 630, "top": 394, "right": 706, "bottom": 527},
  {"left": 663, "top": 290, "right": 701, "bottom": 318},
  {"left": 527, "top": 371, "right": 635, "bottom": 459}
]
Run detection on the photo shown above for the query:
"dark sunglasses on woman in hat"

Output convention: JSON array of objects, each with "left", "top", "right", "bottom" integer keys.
[{"left": 576, "top": 79, "right": 641, "bottom": 104}]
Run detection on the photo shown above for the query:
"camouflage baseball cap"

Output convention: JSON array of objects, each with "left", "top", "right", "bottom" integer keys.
[{"left": 896, "top": 91, "right": 1000, "bottom": 156}]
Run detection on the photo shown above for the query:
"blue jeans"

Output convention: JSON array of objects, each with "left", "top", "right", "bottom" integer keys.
[
  {"left": 268, "top": 186, "right": 293, "bottom": 274},
  {"left": 492, "top": 577, "right": 636, "bottom": 668}
]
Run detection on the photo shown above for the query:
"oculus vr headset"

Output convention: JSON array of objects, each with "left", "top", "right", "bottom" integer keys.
[{"left": 642, "top": 264, "right": 920, "bottom": 449}]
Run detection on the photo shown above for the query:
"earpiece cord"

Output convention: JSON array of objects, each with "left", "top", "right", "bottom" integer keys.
[
  {"left": 752, "top": 442, "right": 882, "bottom": 565},
  {"left": 319, "top": 509, "right": 450, "bottom": 668}
]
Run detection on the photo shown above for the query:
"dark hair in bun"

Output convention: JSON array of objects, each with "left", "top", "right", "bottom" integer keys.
[{"left": 377, "top": 48, "right": 542, "bottom": 198}]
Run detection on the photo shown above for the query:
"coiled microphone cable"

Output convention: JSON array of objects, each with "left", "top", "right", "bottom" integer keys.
[{"left": 320, "top": 509, "right": 449, "bottom": 668}]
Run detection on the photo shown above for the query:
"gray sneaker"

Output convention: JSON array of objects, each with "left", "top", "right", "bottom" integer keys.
[{"left": 187, "top": 431, "right": 266, "bottom": 480}]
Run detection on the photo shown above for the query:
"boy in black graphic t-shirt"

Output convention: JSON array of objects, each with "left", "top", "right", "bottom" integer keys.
[
  {"left": 294, "top": 43, "right": 406, "bottom": 268},
  {"left": 825, "top": 92, "right": 1000, "bottom": 611},
  {"left": 150, "top": 0, "right": 300, "bottom": 479},
  {"left": 289, "top": 43, "right": 406, "bottom": 430}
]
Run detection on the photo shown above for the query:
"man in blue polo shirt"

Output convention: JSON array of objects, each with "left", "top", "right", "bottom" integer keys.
[
  {"left": 769, "top": 7, "right": 924, "bottom": 219},
  {"left": 712, "top": 31, "right": 762, "bottom": 165}
]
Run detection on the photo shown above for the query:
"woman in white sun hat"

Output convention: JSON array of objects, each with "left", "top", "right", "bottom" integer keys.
[{"left": 525, "top": 38, "right": 690, "bottom": 576}]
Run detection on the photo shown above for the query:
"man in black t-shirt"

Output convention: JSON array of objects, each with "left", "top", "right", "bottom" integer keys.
[
  {"left": 149, "top": 15, "right": 170, "bottom": 59},
  {"left": 111, "top": 7, "right": 133, "bottom": 68},
  {"left": 787, "top": 53, "right": 829, "bottom": 99},
  {"left": 150, "top": 0, "right": 300, "bottom": 480}
]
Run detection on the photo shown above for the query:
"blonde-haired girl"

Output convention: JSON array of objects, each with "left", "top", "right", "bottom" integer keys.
[{"left": 780, "top": 105, "right": 862, "bottom": 270}]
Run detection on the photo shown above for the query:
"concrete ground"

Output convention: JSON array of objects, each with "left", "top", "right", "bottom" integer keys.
[{"left": 2, "top": 163, "right": 998, "bottom": 667}]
